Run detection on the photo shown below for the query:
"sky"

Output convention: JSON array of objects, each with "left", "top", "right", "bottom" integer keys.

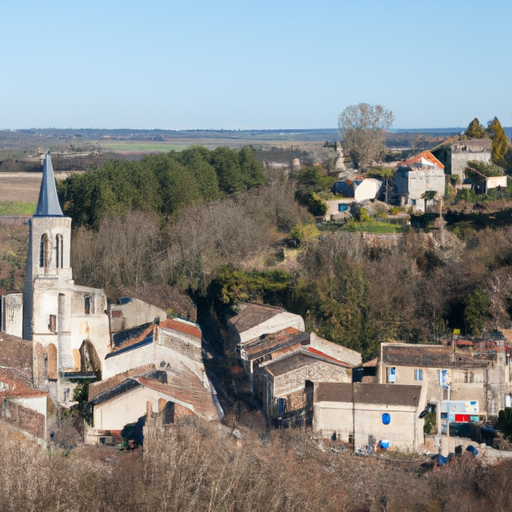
[{"left": 1, "top": 0, "right": 511, "bottom": 130}]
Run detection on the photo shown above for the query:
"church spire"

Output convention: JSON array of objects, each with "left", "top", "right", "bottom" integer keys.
[{"left": 34, "top": 152, "right": 64, "bottom": 217}]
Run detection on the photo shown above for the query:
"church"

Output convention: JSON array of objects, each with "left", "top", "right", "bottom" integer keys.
[
  {"left": 1, "top": 153, "right": 109, "bottom": 406},
  {"left": 1, "top": 153, "right": 222, "bottom": 442}
]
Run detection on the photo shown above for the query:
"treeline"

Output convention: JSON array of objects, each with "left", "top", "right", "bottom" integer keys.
[
  {"left": 58, "top": 145, "right": 265, "bottom": 227},
  {"left": 71, "top": 184, "right": 512, "bottom": 361}
]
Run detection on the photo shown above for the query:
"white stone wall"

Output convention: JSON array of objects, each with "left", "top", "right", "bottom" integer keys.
[
  {"left": 110, "top": 298, "right": 167, "bottom": 332},
  {"left": 102, "top": 343, "right": 155, "bottom": 380},
  {"left": 354, "top": 179, "right": 382, "bottom": 202},
  {"left": 239, "top": 312, "right": 305, "bottom": 345},
  {"left": 310, "top": 333, "right": 362, "bottom": 367},
  {"left": 1, "top": 293, "right": 23, "bottom": 337},
  {"left": 314, "top": 400, "right": 423, "bottom": 451}
]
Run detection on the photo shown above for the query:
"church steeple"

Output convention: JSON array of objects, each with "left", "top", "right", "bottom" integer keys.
[{"left": 34, "top": 152, "right": 63, "bottom": 217}]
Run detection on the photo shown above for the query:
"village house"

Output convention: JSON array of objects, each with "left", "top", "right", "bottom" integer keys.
[
  {"left": 313, "top": 382, "right": 424, "bottom": 452},
  {"left": 325, "top": 177, "right": 383, "bottom": 222},
  {"left": 239, "top": 328, "right": 361, "bottom": 394},
  {"left": 379, "top": 341, "right": 512, "bottom": 425},
  {"left": 229, "top": 303, "right": 362, "bottom": 425},
  {"left": 432, "top": 138, "right": 492, "bottom": 182},
  {"left": 260, "top": 351, "right": 355, "bottom": 426},
  {"left": 228, "top": 302, "right": 305, "bottom": 350},
  {"left": 394, "top": 150, "right": 445, "bottom": 212}
]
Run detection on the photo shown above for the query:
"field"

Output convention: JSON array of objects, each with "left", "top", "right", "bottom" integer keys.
[
  {"left": 98, "top": 142, "right": 190, "bottom": 152},
  {"left": 0, "top": 201, "right": 36, "bottom": 215},
  {"left": 0, "top": 173, "right": 43, "bottom": 202}
]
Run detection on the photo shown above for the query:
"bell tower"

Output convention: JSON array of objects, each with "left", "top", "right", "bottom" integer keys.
[{"left": 23, "top": 153, "right": 74, "bottom": 369}]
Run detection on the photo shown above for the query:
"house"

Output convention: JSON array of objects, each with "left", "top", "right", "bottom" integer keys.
[
  {"left": 394, "top": 150, "right": 445, "bottom": 212},
  {"left": 332, "top": 177, "right": 383, "bottom": 202},
  {"left": 228, "top": 303, "right": 305, "bottom": 350},
  {"left": 379, "top": 341, "right": 512, "bottom": 420},
  {"left": 88, "top": 363, "right": 221, "bottom": 443},
  {"left": 432, "top": 138, "right": 492, "bottom": 182},
  {"left": 313, "top": 382, "right": 424, "bottom": 452},
  {"left": 0, "top": 332, "right": 49, "bottom": 446},
  {"left": 239, "top": 329, "right": 361, "bottom": 393},
  {"left": 110, "top": 297, "right": 167, "bottom": 333},
  {"left": 259, "top": 351, "right": 355, "bottom": 426},
  {"left": 86, "top": 316, "right": 223, "bottom": 441}
]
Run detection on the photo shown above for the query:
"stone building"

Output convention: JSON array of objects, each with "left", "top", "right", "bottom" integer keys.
[
  {"left": 432, "top": 138, "right": 492, "bottom": 182},
  {"left": 21, "top": 153, "right": 110, "bottom": 406},
  {"left": 379, "top": 341, "right": 512, "bottom": 420},
  {"left": 313, "top": 382, "right": 424, "bottom": 452},
  {"left": 259, "top": 352, "right": 354, "bottom": 425},
  {"left": 394, "top": 150, "right": 445, "bottom": 212}
]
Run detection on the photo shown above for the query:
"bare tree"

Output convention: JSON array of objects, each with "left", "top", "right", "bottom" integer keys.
[{"left": 338, "top": 103, "right": 394, "bottom": 169}]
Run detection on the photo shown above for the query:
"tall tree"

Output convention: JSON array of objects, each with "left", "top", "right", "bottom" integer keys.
[
  {"left": 488, "top": 117, "right": 509, "bottom": 167},
  {"left": 465, "top": 118, "right": 487, "bottom": 139},
  {"left": 338, "top": 103, "right": 394, "bottom": 169}
]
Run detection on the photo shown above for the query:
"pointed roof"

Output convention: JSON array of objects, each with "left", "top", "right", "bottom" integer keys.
[{"left": 34, "top": 152, "right": 63, "bottom": 217}]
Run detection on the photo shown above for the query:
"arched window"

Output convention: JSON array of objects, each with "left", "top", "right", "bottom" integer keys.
[
  {"left": 56, "top": 234, "right": 63, "bottom": 268},
  {"left": 39, "top": 234, "right": 50, "bottom": 268}
]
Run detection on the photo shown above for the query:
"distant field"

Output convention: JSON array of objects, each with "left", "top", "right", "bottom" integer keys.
[
  {"left": 99, "top": 142, "right": 190, "bottom": 152},
  {"left": 0, "top": 173, "right": 42, "bottom": 202},
  {"left": 0, "top": 201, "right": 36, "bottom": 215}
]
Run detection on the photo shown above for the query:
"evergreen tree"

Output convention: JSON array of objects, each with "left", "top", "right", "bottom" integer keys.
[
  {"left": 465, "top": 118, "right": 487, "bottom": 139},
  {"left": 488, "top": 117, "right": 509, "bottom": 167}
]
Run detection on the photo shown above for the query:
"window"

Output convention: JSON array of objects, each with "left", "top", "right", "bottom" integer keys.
[
  {"left": 39, "top": 234, "right": 50, "bottom": 268},
  {"left": 56, "top": 234, "right": 63, "bottom": 268},
  {"left": 84, "top": 296, "right": 91, "bottom": 315},
  {"left": 49, "top": 314, "right": 56, "bottom": 332},
  {"left": 387, "top": 367, "right": 396, "bottom": 384},
  {"left": 414, "top": 369, "right": 423, "bottom": 381}
]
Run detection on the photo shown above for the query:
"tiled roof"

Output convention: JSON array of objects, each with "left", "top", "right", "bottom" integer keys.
[
  {"left": 0, "top": 332, "right": 34, "bottom": 379},
  {"left": 160, "top": 318, "right": 201, "bottom": 339},
  {"left": 262, "top": 352, "right": 350, "bottom": 377},
  {"left": 0, "top": 368, "right": 46, "bottom": 398},
  {"left": 382, "top": 344, "right": 485, "bottom": 368},
  {"left": 137, "top": 364, "right": 218, "bottom": 420},
  {"left": 243, "top": 328, "right": 305, "bottom": 360},
  {"left": 396, "top": 150, "right": 444, "bottom": 170},
  {"left": 229, "top": 303, "right": 286, "bottom": 333},
  {"left": 89, "top": 364, "right": 156, "bottom": 401},
  {"left": 315, "top": 383, "right": 421, "bottom": 408}
]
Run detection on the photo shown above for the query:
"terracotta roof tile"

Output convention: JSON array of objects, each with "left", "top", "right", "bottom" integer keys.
[
  {"left": 315, "top": 382, "right": 421, "bottom": 408},
  {"left": 396, "top": 150, "right": 444, "bottom": 170},
  {"left": 160, "top": 318, "right": 201, "bottom": 339}
]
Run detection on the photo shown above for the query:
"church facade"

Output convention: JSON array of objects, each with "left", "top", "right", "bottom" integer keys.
[{"left": 4, "top": 153, "right": 110, "bottom": 406}]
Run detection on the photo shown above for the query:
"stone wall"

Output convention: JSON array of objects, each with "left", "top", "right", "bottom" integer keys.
[{"left": 1, "top": 399, "right": 45, "bottom": 441}]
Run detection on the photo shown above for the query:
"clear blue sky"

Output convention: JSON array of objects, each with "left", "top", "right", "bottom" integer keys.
[{"left": 1, "top": 0, "right": 511, "bottom": 130}]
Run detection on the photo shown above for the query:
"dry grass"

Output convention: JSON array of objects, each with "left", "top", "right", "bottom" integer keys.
[{"left": 1, "top": 419, "right": 512, "bottom": 512}]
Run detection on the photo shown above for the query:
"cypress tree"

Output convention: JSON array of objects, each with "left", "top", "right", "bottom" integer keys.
[
  {"left": 465, "top": 118, "right": 487, "bottom": 139},
  {"left": 489, "top": 117, "right": 509, "bottom": 167}
]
